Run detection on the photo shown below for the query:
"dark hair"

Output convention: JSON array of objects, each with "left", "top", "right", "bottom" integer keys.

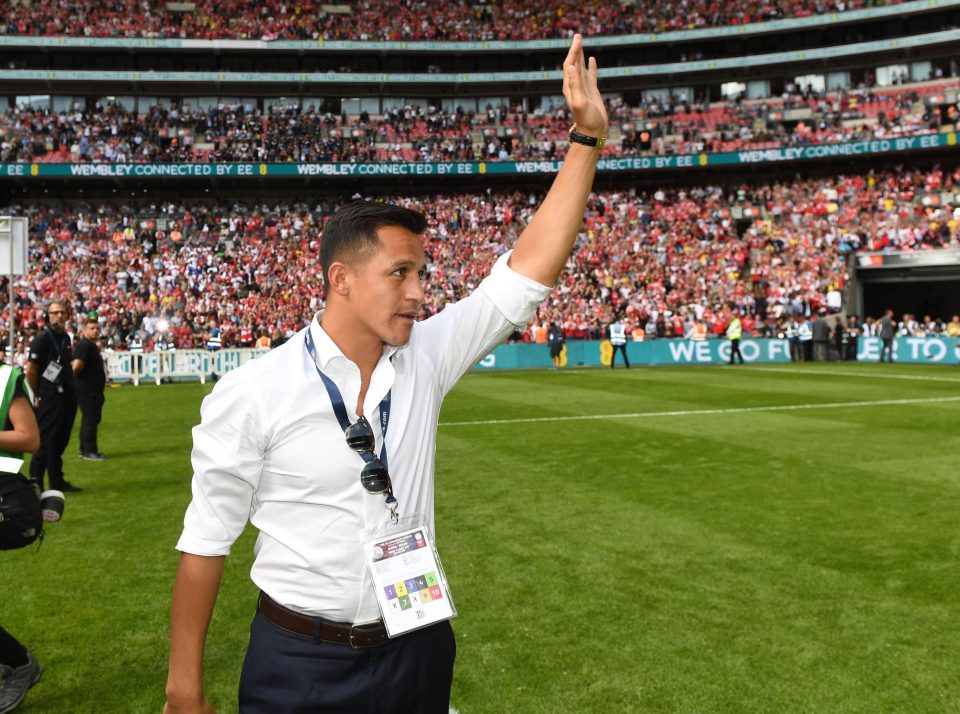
[
  {"left": 84, "top": 317, "right": 99, "bottom": 327},
  {"left": 46, "top": 298, "right": 68, "bottom": 315},
  {"left": 319, "top": 201, "right": 427, "bottom": 287}
]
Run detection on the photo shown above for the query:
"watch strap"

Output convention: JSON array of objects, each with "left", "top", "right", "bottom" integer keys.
[{"left": 569, "top": 124, "right": 606, "bottom": 150}]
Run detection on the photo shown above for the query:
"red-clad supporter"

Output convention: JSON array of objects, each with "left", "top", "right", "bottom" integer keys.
[
  {"left": 3, "top": 81, "right": 957, "bottom": 165},
  {"left": 0, "top": 0, "right": 902, "bottom": 40},
  {"left": 1, "top": 165, "right": 957, "bottom": 354}
]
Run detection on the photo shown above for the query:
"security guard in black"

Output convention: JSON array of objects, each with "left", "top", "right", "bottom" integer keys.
[
  {"left": 72, "top": 319, "right": 107, "bottom": 459},
  {"left": 26, "top": 302, "right": 80, "bottom": 492}
]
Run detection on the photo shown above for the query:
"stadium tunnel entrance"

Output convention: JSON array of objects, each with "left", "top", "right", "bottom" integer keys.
[{"left": 856, "top": 253, "right": 960, "bottom": 319}]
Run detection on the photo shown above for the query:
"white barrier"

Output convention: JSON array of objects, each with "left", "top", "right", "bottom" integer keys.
[{"left": 105, "top": 348, "right": 270, "bottom": 385}]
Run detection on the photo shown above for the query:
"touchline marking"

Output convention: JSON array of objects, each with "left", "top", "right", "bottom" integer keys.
[
  {"left": 439, "top": 395, "right": 960, "bottom": 427},
  {"left": 751, "top": 367, "right": 960, "bottom": 383}
]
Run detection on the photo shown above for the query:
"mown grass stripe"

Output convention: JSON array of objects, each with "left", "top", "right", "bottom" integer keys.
[
  {"left": 752, "top": 366, "right": 960, "bottom": 382},
  {"left": 439, "top": 395, "right": 960, "bottom": 426}
]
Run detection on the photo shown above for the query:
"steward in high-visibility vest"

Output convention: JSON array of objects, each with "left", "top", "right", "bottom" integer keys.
[
  {"left": 205, "top": 328, "right": 222, "bottom": 382},
  {"left": 609, "top": 320, "right": 629, "bottom": 369},
  {"left": 609, "top": 321, "right": 627, "bottom": 345},
  {"left": 205, "top": 329, "right": 222, "bottom": 352},
  {"left": 726, "top": 316, "right": 744, "bottom": 364},
  {"left": 798, "top": 319, "right": 813, "bottom": 361},
  {"left": 128, "top": 336, "right": 145, "bottom": 377},
  {"left": 726, "top": 317, "right": 742, "bottom": 341},
  {"left": 785, "top": 319, "right": 800, "bottom": 362}
]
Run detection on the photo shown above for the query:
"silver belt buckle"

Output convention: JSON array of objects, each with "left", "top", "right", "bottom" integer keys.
[{"left": 348, "top": 624, "right": 363, "bottom": 649}]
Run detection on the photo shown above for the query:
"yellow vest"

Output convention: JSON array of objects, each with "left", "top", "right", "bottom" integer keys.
[{"left": 726, "top": 318, "right": 742, "bottom": 340}]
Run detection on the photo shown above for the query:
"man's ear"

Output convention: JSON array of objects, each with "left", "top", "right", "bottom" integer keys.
[{"left": 326, "top": 261, "right": 351, "bottom": 297}]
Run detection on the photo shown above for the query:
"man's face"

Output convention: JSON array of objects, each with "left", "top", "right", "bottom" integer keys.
[
  {"left": 47, "top": 304, "right": 68, "bottom": 333},
  {"left": 83, "top": 323, "right": 100, "bottom": 341},
  {"left": 340, "top": 225, "right": 426, "bottom": 347}
]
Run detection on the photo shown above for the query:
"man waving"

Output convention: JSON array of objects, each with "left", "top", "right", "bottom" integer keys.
[{"left": 165, "top": 35, "right": 607, "bottom": 714}]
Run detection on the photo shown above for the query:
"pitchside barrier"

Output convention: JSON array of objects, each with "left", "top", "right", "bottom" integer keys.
[
  {"left": 104, "top": 336, "right": 960, "bottom": 384},
  {"left": 105, "top": 348, "right": 269, "bottom": 385},
  {"left": 476, "top": 336, "right": 960, "bottom": 369}
]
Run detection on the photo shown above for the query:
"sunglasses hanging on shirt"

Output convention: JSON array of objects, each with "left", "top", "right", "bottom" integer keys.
[
  {"left": 345, "top": 416, "right": 391, "bottom": 493},
  {"left": 304, "top": 329, "right": 398, "bottom": 521}
]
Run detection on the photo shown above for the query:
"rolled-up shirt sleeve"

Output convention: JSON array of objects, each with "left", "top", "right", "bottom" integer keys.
[
  {"left": 415, "top": 249, "right": 553, "bottom": 395},
  {"left": 477, "top": 250, "right": 554, "bottom": 326},
  {"left": 176, "top": 373, "right": 266, "bottom": 556}
]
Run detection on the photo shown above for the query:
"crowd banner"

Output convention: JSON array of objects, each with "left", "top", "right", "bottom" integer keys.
[
  {"left": 475, "top": 337, "right": 960, "bottom": 369},
  {"left": 3, "top": 134, "right": 955, "bottom": 182},
  {"left": 103, "top": 338, "right": 960, "bottom": 383},
  {"left": 473, "top": 339, "right": 795, "bottom": 369},
  {"left": 857, "top": 336, "right": 960, "bottom": 364},
  {"left": 0, "top": 0, "right": 950, "bottom": 52}
]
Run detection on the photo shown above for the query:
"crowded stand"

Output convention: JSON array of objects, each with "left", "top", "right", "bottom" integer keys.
[
  {"left": 0, "top": 0, "right": 903, "bottom": 41},
  {"left": 623, "top": 80, "right": 959, "bottom": 155},
  {"left": 2, "top": 81, "right": 957, "bottom": 165},
  {"left": 0, "top": 164, "right": 956, "bottom": 360}
]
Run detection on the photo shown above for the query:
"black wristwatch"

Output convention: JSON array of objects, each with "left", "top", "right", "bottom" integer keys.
[{"left": 569, "top": 123, "right": 606, "bottom": 150}]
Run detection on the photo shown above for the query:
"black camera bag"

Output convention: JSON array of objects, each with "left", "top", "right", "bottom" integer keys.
[{"left": 0, "top": 473, "right": 42, "bottom": 550}]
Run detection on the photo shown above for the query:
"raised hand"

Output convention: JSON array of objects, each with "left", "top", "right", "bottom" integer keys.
[{"left": 562, "top": 34, "right": 608, "bottom": 139}]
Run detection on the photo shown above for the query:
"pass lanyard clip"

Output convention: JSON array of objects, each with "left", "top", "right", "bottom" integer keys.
[{"left": 304, "top": 329, "right": 398, "bottom": 519}]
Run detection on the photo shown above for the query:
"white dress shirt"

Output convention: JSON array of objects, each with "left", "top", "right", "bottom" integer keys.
[{"left": 177, "top": 251, "right": 551, "bottom": 623}]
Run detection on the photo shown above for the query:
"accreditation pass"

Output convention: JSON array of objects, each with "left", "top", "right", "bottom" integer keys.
[{"left": 364, "top": 526, "right": 456, "bottom": 637}]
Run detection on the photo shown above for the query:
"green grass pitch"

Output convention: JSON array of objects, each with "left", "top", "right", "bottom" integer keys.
[{"left": 2, "top": 363, "right": 959, "bottom": 713}]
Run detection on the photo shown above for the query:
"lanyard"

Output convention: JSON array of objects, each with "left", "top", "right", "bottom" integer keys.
[
  {"left": 47, "top": 329, "right": 65, "bottom": 362},
  {"left": 304, "top": 328, "right": 397, "bottom": 516}
]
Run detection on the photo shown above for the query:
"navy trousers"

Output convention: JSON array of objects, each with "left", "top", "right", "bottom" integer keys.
[{"left": 239, "top": 611, "right": 456, "bottom": 714}]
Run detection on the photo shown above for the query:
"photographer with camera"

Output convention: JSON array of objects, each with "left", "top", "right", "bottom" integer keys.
[{"left": 0, "top": 361, "right": 49, "bottom": 713}]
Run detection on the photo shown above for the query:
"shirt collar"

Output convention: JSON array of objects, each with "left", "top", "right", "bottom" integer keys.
[{"left": 308, "top": 311, "right": 401, "bottom": 372}]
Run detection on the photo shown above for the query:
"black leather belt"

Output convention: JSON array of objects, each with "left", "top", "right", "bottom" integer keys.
[{"left": 257, "top": 592, "right": 390, "bottom": 649}]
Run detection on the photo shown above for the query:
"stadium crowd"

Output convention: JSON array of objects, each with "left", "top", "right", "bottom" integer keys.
[
  {"left": 2, "top": 82, "right": 955, "bottom": 165},
  {"left": 626, "top": 81, "right": 957, "bottom": 155},
  {"left": 0, "top": 164, "right": 956, "bottom": 360},
  {"left": 0, "top": 0, "right": 902, "bottom": 41}
]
